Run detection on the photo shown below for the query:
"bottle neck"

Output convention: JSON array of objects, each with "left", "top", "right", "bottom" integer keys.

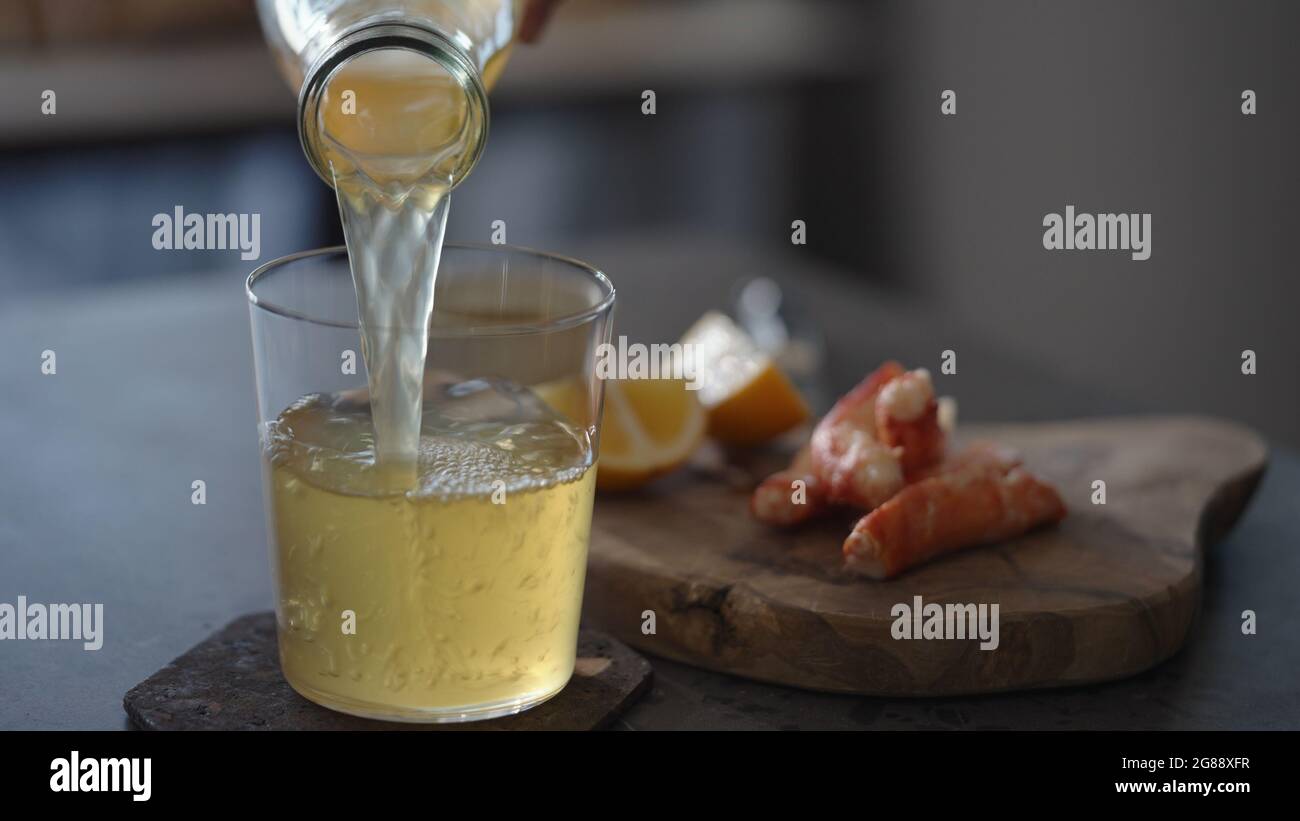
[{"left": 297, "top": 22, "right": 490, "bottom": 190}]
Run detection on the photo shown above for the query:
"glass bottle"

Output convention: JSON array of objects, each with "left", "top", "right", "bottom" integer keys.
[{"left": 256, "top": 0, "right": 522, "bottom": 189}]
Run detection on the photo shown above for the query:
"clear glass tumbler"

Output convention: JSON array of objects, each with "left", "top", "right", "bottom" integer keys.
[{"left": 246, "top": 244, "right": 614, "bottom": 722}]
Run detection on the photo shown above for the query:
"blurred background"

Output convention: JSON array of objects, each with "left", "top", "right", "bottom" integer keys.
[{"left": 0, "top": 0, "right": 1295, "bottom": 444}]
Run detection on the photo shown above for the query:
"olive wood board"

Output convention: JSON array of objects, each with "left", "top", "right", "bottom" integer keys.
[
  {"left": 124, "top": 612, "right": 652, "bottom": 730},
  {"left": 583, "top": 416, "right": 1267, "bottom": 696}
]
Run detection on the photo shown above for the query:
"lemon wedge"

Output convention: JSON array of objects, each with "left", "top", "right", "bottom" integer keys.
[
  {"left": 596, "top": 377, "right": 706, "bottom": 491},
  {"left": 680, "top": 311, "right": 810, "bottom": 446},
  {"left": 532, "top": 375, "right": 705, "bottom": 491}
]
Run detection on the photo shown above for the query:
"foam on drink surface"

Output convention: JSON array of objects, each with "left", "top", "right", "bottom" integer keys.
[{"left": 265, "top": 377, "right": 594, "bottom": 498}]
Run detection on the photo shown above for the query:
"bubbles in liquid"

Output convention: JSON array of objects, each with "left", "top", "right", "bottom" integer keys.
[
  {"left": 265, "top": 377, "right": 596, "bottom": 716},
  {"left": 266, "top": 376, "right": 593, "bottom": 499}
]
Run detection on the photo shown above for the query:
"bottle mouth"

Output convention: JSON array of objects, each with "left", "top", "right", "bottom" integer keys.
[{"left": 297, "top": 22, "right": 490, "bottom": 190}]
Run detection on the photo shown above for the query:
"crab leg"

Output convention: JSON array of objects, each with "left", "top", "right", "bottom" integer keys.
[
  {"left": 874, "top": 367, "right": 946, "bottom": 479},
  {"left": 809, "top": 361, "right": 906, "bottom": 509},
  {"left": 843, "top": 447, "right": 1066, "bottom": 579},
  {"left": 751, "top": 445, "right": 829, "bottom": 526}
]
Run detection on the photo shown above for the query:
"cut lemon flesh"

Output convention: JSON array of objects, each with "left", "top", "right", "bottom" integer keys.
[
  {"left": 532, "top": 375, "right": 705, "bottom": 491},
  {"left": 596, "top": 377, "right": 706, "bottom": 491},
  {"left": 681, "top": 311, "right": 810, "bottom": 446}
]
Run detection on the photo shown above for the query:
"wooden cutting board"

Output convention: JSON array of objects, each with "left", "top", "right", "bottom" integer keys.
[{"left": 583, "top": 416, "right": 1267, "bottom": 696}]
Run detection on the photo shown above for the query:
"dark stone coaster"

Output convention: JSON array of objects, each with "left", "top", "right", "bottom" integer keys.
[{"left": 124, "top": 612, "right": 652, "bottom": 731}]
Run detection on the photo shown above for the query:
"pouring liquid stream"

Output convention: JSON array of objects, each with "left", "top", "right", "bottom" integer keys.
[{"left": 316, "top": 49, "right": 473, "bottom": 488}]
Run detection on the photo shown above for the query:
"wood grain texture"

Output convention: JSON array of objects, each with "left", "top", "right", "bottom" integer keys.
[
  {"left": 584, "top": 416, "right": 1267, "bottom": 695},
  {"left": 124, "top": 613, "right": 652, "bottom": 730}
]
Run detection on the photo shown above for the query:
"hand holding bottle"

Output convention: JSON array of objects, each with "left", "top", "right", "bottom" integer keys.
[{"left": 520, "top": 0, "right": 562, "bottom": 42}]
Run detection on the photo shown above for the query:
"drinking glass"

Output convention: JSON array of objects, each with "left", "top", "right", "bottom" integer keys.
[{"left": 246, "top": 243, "right": 614, "bottom": 722}]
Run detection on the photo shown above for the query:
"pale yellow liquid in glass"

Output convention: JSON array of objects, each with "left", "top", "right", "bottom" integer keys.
[
  {"left": 264, "top": 2, "right": 597, "bottom": 719},
  {"left": 266, "top": 383, "right": 595, "bottom": 719}
]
